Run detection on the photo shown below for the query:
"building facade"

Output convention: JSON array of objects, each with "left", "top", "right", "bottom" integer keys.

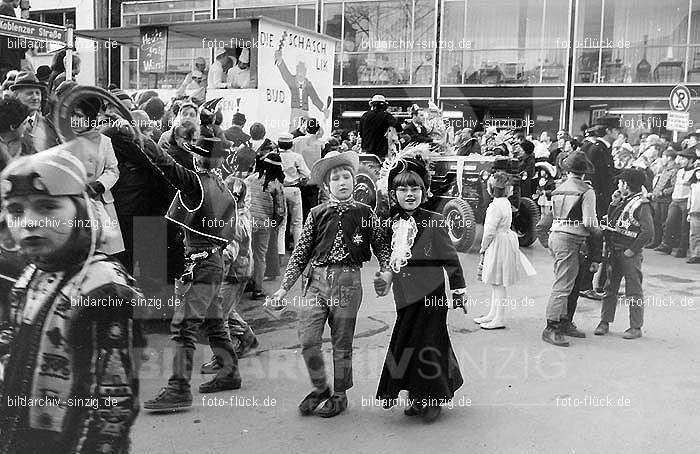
[{"left": 109, "top": 0, "right": 700, "bottom": 138}]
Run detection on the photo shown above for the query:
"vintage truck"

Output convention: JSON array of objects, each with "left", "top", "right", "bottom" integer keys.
[{"left": 354, "top": 153, "right": 540, "bottom": 252}]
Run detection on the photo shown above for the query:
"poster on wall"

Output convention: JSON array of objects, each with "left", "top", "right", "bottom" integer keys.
[
  {"left": 140, "top": 26, "right": 168, "bottom": 73},
  {"left": 256, "top": 18, "right": 335, "bottom": 138}
]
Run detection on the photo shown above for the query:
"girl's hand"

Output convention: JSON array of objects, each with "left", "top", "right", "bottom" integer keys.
[{"left": 623, "top": 249, "right": 635, "bottom": 258}]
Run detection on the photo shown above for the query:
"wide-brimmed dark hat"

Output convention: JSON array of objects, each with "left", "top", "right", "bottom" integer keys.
[
  {"left": 388, "top": 156, "right": 431, "bottom": 191},
  {"left": 10, "top": 71, "right": 47, "bottom": 91},
  {"left": 184, "top": 137, "right": 230, "bottom": 160},
  {"left": 561, "top": 150, "right": 595, "bottom": 174},
  {"left": 677, "top": 145, "right": 698, "bottom": 159}
]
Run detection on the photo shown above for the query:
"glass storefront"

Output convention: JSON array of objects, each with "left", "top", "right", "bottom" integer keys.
[
  {"left": 322, "top": 0, "right": 436, "bottom": 85},
  {"left": 575, "top": 0, "right": 699, "bottom": 84},
  {"left": 441, "top": 0, "right": 570, "bottom": 85}
]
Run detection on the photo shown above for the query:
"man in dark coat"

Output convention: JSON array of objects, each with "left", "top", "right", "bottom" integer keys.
[
  {"left": 0, "top": 0, "right": 25, "bottom": 83},
  {"left": 583, "top": 117, "right": 620, "bottom": 219},
  {"left": 519, "top": 140, "right": 536, "bottom": 198},
  {"left": 456, "top": 127, "right": 481, "bottom": 156},
  {"left": 400, "top": 107, "right": 432, "bottom": 147},
  {"left": 359, "top": 94, "right": 398, "bottom": 159},
  {"left": 224, "top": 112, "right": 251, "bottom": 147}
]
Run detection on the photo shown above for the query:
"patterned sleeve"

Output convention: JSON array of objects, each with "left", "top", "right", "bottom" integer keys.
[
  {"left": 69, "top": 283, "right": 139, "bottom": 454},
  {"left": 369, "top": 209, "right": 390, "bottom": 270},
  {"left": 281, "top": 212, "right": 315, "bottom": 291}
]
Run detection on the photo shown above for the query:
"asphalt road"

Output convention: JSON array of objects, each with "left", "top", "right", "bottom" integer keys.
[{"left": 133, "top": 243, "right": 700, "bottom": 454}]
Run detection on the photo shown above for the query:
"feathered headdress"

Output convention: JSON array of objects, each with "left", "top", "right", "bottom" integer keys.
[
  {"left": 377, "top": 143, "right": 439, "bottom": 196},
  {"left": 485, "top": 129, "right": 520, "bottom": 155}
]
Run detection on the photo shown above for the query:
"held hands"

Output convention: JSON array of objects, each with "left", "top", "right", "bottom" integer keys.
[
  {"left": 623, "top": 249, "right": 635, "bottom": 258},
  {"left": 86, "top": 181, "right": 105, "bottom": 198},
  {"left": 589, "top": 262, "right": 600, "bottom": 273},
  {"left": 269, "top": 289, "right": 287, "bottom": 306},
  {"left": 452, "top": 292, "right": 467, "bottom": 314},
  {"left": 373, "top": 271, "right": 393, "bottom": 297}
]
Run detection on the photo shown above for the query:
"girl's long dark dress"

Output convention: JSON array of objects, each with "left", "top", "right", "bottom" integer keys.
[{"left": 376, "top": 208, "right": 465, "bottom": 402}]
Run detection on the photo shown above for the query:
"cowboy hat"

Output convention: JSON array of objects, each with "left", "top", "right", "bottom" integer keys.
[
  {"left": 310, "top": 150, "right": 359, "bottom": 185},
  {"left": 10, "top": 71, "right": 47, "bottom": 91},
  {"left": 184, "top": 136, "right": 230, "bottom": 160},
  {"left": 561, "top": 150, "right": 595, "bottom": 174}
]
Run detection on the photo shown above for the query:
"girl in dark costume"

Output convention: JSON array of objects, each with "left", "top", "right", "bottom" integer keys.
[{"left": 376, "top": 156, "right": 467, "bottom": 422}]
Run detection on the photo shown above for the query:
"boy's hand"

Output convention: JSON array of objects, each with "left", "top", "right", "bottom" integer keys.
[
  {"left": 623, "top": 248, "right": 635, "bottom": 258},
  {"left": 374, "top": 271, "right": 392, "bottom": 296},
  {"left": 589, "top": 262, "right": 600, "bottom": 273},
  {"left": 269, "top": 289, "right": 287, "bottom": 306}
]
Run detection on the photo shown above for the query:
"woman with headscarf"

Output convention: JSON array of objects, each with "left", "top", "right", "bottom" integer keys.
[
  {"left": 0, "top": 148, "right": 139, "bottom": 454},
  {"left": 64, "top": 95, "right": 124, "bottom": 255},
  {"left": 157, "top": 101, "right": 200, "bottom": 151}
]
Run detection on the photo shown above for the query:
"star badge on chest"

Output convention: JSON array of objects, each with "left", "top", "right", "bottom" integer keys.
[{"left": 352, "top": 233, "right": 363, "bottom": 245}]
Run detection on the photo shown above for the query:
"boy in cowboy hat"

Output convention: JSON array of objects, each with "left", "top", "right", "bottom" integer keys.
[
  {"left": 594, "top": 168, "right": 654, "bottom": 339},
  {"left": 142, "top": 136, "right": 243, "bottom": 411},
  {"left": 270, "top": 150, "right": 391, "bottom": 418},
  {"left": 543, "top": 151, "right": 602, "bottom": 347}
]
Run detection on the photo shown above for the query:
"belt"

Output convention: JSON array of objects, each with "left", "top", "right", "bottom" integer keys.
[{"left": 185, "top": 246, "right": 222, "bottom": 262}]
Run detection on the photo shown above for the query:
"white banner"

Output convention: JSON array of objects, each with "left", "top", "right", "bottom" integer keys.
[{"left": 256, "top": 18, "right": 335, "bottom": 138}]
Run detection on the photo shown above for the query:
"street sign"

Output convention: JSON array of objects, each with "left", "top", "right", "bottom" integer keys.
[
  {"left": 669, "top": 85, "right": 691, "bottom": 112},
  {"left": 666, "top": 111, "right": 690, "bottom": 132},
  {"left": 0, "top": 16, "right": 66, "bottom": 43}
]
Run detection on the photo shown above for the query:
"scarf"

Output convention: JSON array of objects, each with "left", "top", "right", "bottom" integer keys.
[
  {"left": 327, "top": 193, "right": 357, "bottom": 215},
  {"left": 389, "top": 210, "right": 418, "bottom": 272}
]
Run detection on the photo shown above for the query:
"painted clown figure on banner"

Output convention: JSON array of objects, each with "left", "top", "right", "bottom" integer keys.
[{"left": 263, "top": 21, "right": 334, "bottom": 134}]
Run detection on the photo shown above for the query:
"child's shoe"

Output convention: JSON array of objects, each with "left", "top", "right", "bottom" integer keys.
[
  {"left": 298, "top": 387, "right": 331, "bottom": 416},
  {"left": 315, "top": 393, "right": 348, "bottom": 418}
]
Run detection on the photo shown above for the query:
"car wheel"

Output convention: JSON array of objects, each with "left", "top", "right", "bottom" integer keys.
[
  {"left": 442, "top": 198, "right": 476, "bottom": 252},
  {"left": 353, "top": 165, "right": 378, "bottom": 210},
  {"left": 514, "top": 197, "right": 540, "bottom": 247}
]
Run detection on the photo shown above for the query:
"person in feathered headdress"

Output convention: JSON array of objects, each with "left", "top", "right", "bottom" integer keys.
[{"left": 375, "top": 155, "right": 466, "bottom": 423}]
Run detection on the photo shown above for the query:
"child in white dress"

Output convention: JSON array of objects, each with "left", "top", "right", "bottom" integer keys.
[{"left": 474, "top": 171, "right": 536, "bottom": 329}]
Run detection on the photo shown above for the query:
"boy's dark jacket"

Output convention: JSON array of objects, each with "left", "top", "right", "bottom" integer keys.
[
  {"left": 308, "top": 201, "right": 376, "bottom": 264},
  {"left": 387, "top": 208, "right": 465, "bottom": 310}
]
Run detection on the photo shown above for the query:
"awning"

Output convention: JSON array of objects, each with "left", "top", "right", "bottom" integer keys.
[
  {"left": 75, "top": 16, "right": 337, "bottom": 49},
  {"left": 76, "top": 18, "right": 255, "bottom": 49}
]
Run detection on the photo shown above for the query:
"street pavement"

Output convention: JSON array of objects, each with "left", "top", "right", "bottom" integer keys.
[{"left": 133, "top": 243, "right": 700, "bottom": 454}]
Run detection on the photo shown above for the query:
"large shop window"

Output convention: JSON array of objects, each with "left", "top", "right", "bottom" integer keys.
[
  {"left": 575, "top": 0, "right": 690, "bottom": 84},
  {"left": 323, "top": 0, "right": 436, "bottom": 86},
  {"left": 217, "top": 0, "right": 317, "bottom": 30},
  {"left": 440, "top": 0, "right": 569, "bottom": 85}
]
